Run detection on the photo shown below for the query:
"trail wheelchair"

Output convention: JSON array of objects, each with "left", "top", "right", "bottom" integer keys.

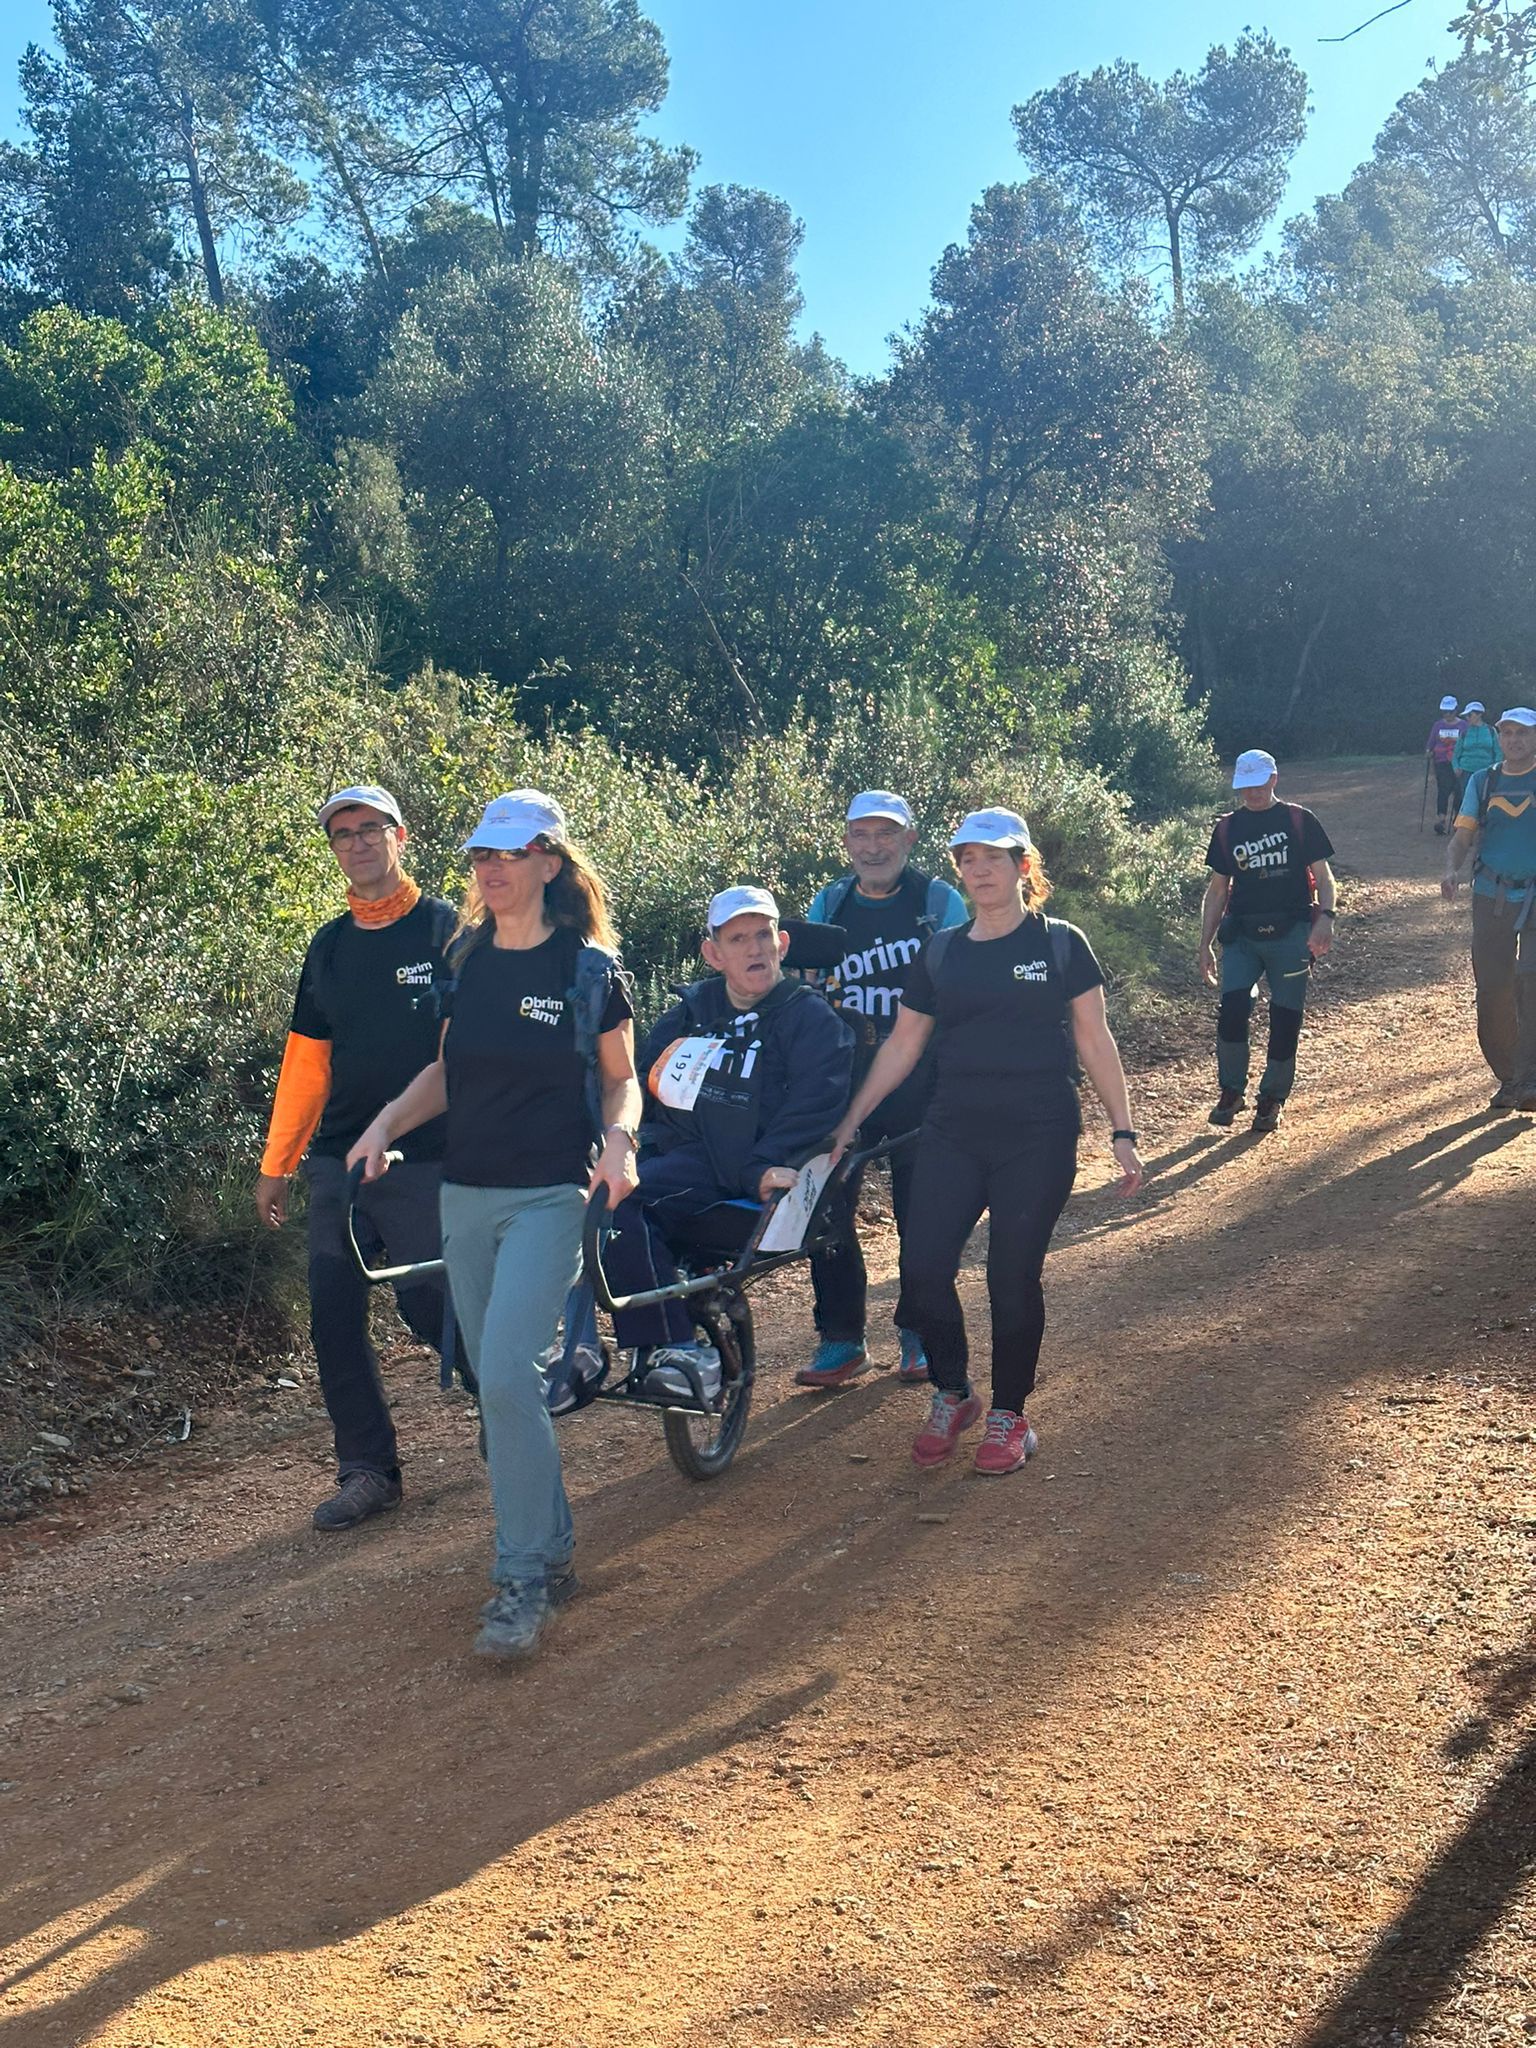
[{"left": 346, "top": 1136, "right": 908, "bottom": 1484}]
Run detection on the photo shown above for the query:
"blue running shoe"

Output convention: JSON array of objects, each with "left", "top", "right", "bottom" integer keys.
[
  {"left": 794, "top": 1337, "right": 870, "bottom": 1389},
  {"left": 897, "top": 1328, "right": 929, "bottom": 1384}
]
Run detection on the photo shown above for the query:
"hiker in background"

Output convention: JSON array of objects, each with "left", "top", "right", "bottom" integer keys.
[
  {"left": 1425, "top": 696, "right": 1467, "bottom": 835},
  {"left": 1443, "top": 709, "right": 1536, "bottom": 1114},
  {"left": 1199, "top": 751, "right": 1338, "bottom": 1138},
  {"left": 256, "top": 785, "right": 457, "bottom": 1534},
  {"left": 1452, "top": 702, "right": 1499, "bottom": 814},
  {"left": 828, "top": 809, "right": 1143, "bottom": 1477},
  {"left": 349, "top": 791, "right": 641, "bottom": 1661},
  {"left": 796, "top": 792, "right": 967, "bottom": 1390}
]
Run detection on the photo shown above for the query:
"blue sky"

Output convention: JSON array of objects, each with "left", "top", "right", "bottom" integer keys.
[{"left": 1, "top": 0, "right": 1458, "bottom": 371}]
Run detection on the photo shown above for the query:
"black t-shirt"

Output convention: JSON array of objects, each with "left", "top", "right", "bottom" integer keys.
[
  {"left": 1206, "top": 804, "right": 1334, "bottom": 924},
  {"left": 291, "top": 897, "right": 454, "bottom": 1162},
  {"left": 442, "top": 927, "right": 633, "bottom": 1189},
  {"left": 900, "top": 914, "right": 1104, "bottom": 1129}
]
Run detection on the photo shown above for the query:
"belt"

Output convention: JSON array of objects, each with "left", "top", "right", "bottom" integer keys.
[{"left": 1476, "top": 865, "right": 1536, "bottom": 930}]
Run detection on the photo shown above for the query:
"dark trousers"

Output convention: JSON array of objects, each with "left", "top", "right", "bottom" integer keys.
[
  {"left": 897, "top": 1118, "right": 1078, "bottom": 1414},
  {"left": 604, "top": 1145, "right": 757, "bottom": 1349},
  {"left": 303, "top": 1152, "right": 449, "bottom": 1479},
  {"left": 810, "top": 1072, "right": 928, "bottom": 1341},
  {"left": 1471, "top": 887, "right": 1536, "bottom": 1090},
  {"left": 1434, "top": 758, "right": 1460, "bottom": 821}
]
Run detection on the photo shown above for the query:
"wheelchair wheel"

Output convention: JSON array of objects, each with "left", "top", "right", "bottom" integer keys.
[{"left": 663, "top": 1291, "right": 755, "bottom": 1481}]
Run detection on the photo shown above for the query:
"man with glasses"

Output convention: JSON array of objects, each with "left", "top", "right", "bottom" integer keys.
[
  {"left": 256, "top": 785, "right": 457, "bottom": 1530},
  {"left": 796, "top": 792, "right": 967, "bottom": 1388}
]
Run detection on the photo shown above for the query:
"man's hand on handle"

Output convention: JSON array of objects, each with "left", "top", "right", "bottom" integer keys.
[{"left": 757, "top": 1165, "right": 799, "bottom": 1202}]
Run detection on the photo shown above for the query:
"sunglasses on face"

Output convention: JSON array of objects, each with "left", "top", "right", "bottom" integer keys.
[{"left": 469, "top": 845, "right": 536, "bottom": 865}]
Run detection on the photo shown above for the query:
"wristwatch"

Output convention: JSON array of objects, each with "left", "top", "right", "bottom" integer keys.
[{"left": 1111, "top": 1128, "right": 1139, "bottom": 1145}]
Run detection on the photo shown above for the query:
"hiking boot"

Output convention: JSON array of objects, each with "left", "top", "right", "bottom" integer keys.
[
  {"left": 481, "top": 1563, "right": 578, "bottom": 1621},
  {"left": 311, "top": 1469, "right": 401, "bottom": 1532},
  {"left": 911, "top": 1389, "right": 984, "bottom": 1468},
  {"left": 474, "top": 1579, "right": 551, "bottom": 1661},
  {"left": 794, "top": 1338, "right": 870, "bottom": 1388},
  {"left": 1488, "top": 1083, "right": 1518, "bottom": 1113},
  {"left": 973, "top": 1409, "right": 1039, "bottom": 1476},
  {"left": 1208, "top": 1087, "right": 1245, "bottom": 1128},
  {"left": 1434, "top": 821, "right": 1446, "bottom": 836},
  {"left": 1250, "top": 1094, "right": 1284, "bottom": 1136},
  {"left": 643, "top": 1342, "right": 722, "bottom": 1405},
  {"left": 897, "top": 1328, "right": 930, "bottom": 1384}
]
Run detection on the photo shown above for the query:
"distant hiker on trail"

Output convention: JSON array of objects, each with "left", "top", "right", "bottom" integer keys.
[
  {"left": 1426, "top": 696, "right": 1467, "bottom": 835},
  {"left": 256, "top": 785, "right": 457, "bottom": 1535},
  {"left": 1200, "top": 751, "right": 1338, "bottom": 1138},
  {"left": 828, "top": 808, "right": 1143, "bottom": 1479},
  {"left": 1443, "top": 708, "right": 1536, "bottom": 1115},
  {"left": 1452, "top": 702, "right": 1499, "bottom": 810},
  {"left": 349, "top": 791, "right": 642, "bottom": 1662},
  {"left": 796, "top": 791, "right": 967, "bottom": 1391}
]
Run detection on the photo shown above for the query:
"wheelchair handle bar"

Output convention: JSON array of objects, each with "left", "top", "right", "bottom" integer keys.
[{"left": 346, "top": 1152, "right": 447, "bottom": 1285}]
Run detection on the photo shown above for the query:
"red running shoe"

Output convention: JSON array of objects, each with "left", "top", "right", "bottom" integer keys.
[
  {"left": 973, "top": 1409, "right": 1039, "bottom": 1476},
  {"left": 911, "top": 1390, "right": 983, "bottom": 1467}
]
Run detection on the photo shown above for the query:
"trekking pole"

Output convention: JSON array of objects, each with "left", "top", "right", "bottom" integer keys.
[{"left": 1419, "top": 756, "right": 1430, "bottom": 833}]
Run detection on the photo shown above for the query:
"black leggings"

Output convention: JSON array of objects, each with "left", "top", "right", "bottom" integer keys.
[{"left": 896, "top": 1119, "right": 1078, "bottom": 1413}]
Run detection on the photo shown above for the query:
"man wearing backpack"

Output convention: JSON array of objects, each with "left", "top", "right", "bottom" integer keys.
[
  {"left": 795, "top": 792, "right": 967, "bottom": 1388},
  {"left": 255, "top": 785, "right": 457, "bottom": 1531},
  {"left": 1443, "top": 708, "right": 1536, "bottom": 1112},
  {"left": 1199, "top": 751, "right": 1338, "bottom": 1137}
]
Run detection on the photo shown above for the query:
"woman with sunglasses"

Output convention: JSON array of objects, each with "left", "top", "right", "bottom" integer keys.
[{"left": 349, "top": 791, "right": 640, "bottom": 1661}]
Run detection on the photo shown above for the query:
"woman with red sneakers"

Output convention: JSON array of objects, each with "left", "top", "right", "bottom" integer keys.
[{"left": 828, "top": 807, "right": 1143, "bottom": 1475}]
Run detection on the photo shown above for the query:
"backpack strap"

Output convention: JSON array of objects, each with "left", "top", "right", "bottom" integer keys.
[
  {"left": 1478, "top": 764, "right": 1503, "bottom": 827},
  {"left": 924, "top": 923, "right": 959, "bottom": 982},
  {"left": 305, "top": 911, "right": 352, "bottom": 1028},
  {"left": 567, "top": 941, "right": 630, "bottom": 1138},
  {"left": 1044, "top": 915, "right": 1073, "bottom": 984},
  {"left": 823, "top": 875, "right": 859, "bottom": 926}
]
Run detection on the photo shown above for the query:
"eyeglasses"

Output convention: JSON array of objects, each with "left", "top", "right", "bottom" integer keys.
[
  {"left": 469, "top": 846, "right": 535, "bottom": 865},
  {"left": 328, "top": 820, "right": 395, "bottom": 849}
]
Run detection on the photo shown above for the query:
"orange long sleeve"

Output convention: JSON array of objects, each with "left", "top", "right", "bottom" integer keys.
[{"left": 260, "top": 1032, "right": 333, "bottom": 1176}]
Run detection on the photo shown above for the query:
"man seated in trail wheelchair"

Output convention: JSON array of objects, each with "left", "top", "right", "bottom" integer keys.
[{"left": 600, "top": 885, "right": 855, "bottom": 1405}]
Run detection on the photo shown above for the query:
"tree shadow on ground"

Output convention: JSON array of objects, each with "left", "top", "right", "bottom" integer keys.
[{"left": 1291, "top": 1625, "right": 1536, "bottom": 2048}]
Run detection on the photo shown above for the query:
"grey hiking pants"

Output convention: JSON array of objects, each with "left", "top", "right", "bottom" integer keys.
[{"left": 1471, "top": 888, "right": 1536, "bottom": 1091}]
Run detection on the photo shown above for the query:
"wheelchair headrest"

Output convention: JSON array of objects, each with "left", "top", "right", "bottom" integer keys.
[{"left": 780, "top": 919, "right": 847, "bottom": 972}]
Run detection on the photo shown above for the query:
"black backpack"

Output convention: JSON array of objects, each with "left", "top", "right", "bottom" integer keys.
[{"left": 823, "top": 866, "right": 952, "bottom": 937}]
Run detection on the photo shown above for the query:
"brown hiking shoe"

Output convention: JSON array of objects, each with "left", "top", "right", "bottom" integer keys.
[
  {"left": 312, "top": 1469, "right": 402, "bottom": 1532},
  {"left": 1208, "top": 1087, "right": 1245, "bottom": 1127},
  {"left": 1250, "top": 1094, "right": 1284, "bottom": 1136}
]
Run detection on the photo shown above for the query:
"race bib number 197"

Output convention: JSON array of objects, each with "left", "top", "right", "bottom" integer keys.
[{"left": 650, "top": 1035, "right": 727, "bottom": 1111}]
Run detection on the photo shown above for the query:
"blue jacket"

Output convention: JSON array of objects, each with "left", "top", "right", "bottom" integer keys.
[{"left": 638, "top": 973, "right": 853, "bottom": 1198}]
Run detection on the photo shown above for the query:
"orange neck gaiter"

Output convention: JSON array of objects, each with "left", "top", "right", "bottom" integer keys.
[{"left": 348, "top": 874, "right": 421, "bottom": 928}]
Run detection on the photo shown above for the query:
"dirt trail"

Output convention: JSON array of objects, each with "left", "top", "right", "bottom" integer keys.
[{"left": 2, "top": 762, "right": 1534, "bottom": 2048}]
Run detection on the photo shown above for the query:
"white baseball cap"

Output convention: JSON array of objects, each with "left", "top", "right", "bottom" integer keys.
[
  {"left": 462, "top": 788, "right": 568, "bottom": 851},
  {"left": 1498, "top": 706, "right": 1536, "bottom": 727},
  {"left": 707, "top": 885, "right": 779, "bottom": 933},
  {"left": 1439, "top": 695, "right": 1459, "bottom": 712},
  {"left": 1463, "top": 700, "right": 1486, "bottom": 714},
  {"left": 317, "top": 783, "right": 403, "bottom": 831},
  {"left": 947, "top": 807, "right": 1033, "bottom": 852},
  {"left": 846, "top": 790, "right": 914, "bottom": 827},
  {"left": 1232, "top": 749, "right": 1278, "bottom": 789}
]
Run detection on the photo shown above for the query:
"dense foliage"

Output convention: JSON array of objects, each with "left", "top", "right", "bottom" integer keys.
[{"left": 2, "top": 0, "right": 1533, "bottom": 1328}]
